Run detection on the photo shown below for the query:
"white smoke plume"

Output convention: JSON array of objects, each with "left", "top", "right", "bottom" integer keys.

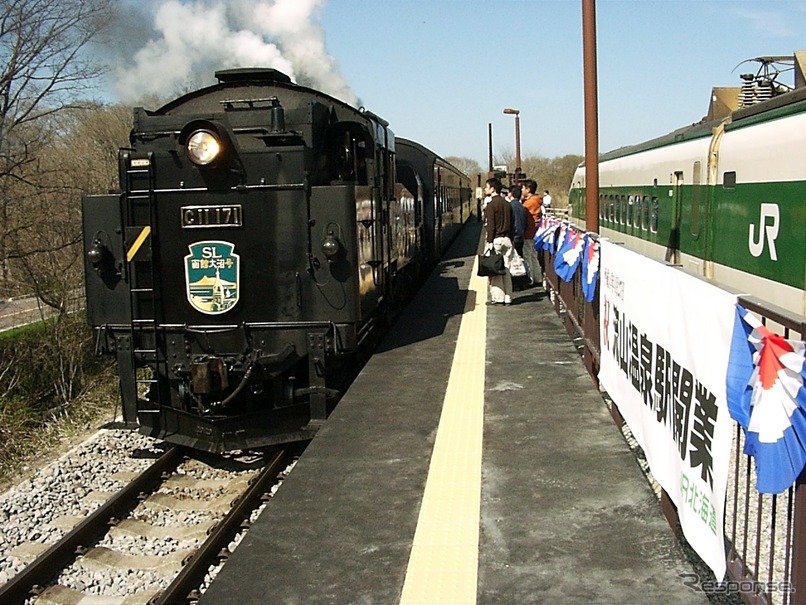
[{"left": 115, "top": 0, "right": 357, "bottom": 106}]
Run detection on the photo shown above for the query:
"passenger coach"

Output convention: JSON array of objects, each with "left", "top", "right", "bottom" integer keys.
[{"left": 570, "top": 64, "right": 806, "bottom": 316}]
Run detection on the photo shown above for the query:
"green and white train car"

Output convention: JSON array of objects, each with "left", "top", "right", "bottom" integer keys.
[{"left": 569, "top": 85, "right": 806, "bottom": 317}]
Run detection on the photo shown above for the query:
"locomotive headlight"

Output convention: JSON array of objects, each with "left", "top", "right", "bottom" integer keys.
[
  {"left": 322, "top": 235, "right": 341, "bottom": 260},
  {"left": 87, "top": 240, "right": 105, "bottom": 268},
  {"left": 321, "top": 223, "right": 345, "bottom": 262},
  {"left": 186, "top": 130, "right": 221, "bottom": 165}
]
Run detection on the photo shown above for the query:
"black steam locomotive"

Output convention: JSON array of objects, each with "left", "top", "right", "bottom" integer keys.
[{"left": 82, "top": 68, "right": 472, "bottom": 451}]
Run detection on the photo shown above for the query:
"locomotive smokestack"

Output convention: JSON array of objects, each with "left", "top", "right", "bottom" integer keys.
[{"left": 270, "top": 98, "right": 285, "bottom": 133}]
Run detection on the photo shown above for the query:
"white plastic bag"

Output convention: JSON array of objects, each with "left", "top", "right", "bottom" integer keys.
[{"left": 509, "top": 251, "right": 527, "bottom": 277}]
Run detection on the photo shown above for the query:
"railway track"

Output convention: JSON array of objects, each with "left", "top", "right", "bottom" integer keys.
[{"left": 0, "top": 443, "right": 301, "bottom": 604}]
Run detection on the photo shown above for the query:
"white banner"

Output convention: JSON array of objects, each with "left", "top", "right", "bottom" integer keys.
[{"left": 598, "top": 240, "right": 735, "bottom": 580}]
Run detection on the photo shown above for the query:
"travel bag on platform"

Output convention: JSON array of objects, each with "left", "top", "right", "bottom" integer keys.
[{"left": 477, "top": 250, "right": 506, "bottom": 277}]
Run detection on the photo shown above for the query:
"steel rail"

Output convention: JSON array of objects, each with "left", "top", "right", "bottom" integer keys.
[
  {"left": 152, "top": 446, "right": 296, "bottom": 605},
  {"left": 0, "top": 445, "right": 185, "bottom": 604}
]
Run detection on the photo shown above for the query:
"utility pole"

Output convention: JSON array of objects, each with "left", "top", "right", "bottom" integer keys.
[{"left": 583, "top": 0, "right": 600, "bottom": 232}]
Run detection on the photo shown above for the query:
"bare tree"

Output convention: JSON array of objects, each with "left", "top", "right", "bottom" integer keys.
[
  {"left": 445, "top": 156, "right": 483, "bottom": 178},
  {"left": 0, "top": 0, "right": 115, "bottom": 299}
]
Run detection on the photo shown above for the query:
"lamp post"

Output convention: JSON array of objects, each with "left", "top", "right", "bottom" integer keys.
[{"left": 503, "top": 107, "right": 521, "bottom": 182}]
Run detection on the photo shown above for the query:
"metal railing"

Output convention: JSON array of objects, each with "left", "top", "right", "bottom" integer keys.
[
  {"left": 540, "top": 240, "right": 806, "bottom": 605},
  {"left": 0, "top": 292, "right": 84, "bottom": 333}
]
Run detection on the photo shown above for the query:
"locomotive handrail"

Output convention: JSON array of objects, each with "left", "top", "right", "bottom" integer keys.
[
  {"left": 219, "top": 97, "right": 283, "bottom": 106},
  {"left": 99, "top": 321, "right": 340, "bottom": 334},
  {"left": 140, "top": 182, "right": 307, "bottom": 194}
]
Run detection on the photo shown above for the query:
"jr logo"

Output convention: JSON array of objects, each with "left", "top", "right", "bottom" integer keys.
[{"left": 748, "top": 203, "right": 779, "bottom": 261}]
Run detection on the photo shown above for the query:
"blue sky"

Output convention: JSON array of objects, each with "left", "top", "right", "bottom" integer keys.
[{"left": 112, "top": 1, "right": 806, "bottom": 168}]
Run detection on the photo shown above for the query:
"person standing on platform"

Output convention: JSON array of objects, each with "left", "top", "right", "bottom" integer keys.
[
  {"left": 521, "top": 179, "right": 543, "bottom": 286},
  {"left": 484, "top": 177, "right": 514, "bottom": 305},
  {"left": 506, "top": 184, "right": 529, "bottom": 291},
  {"left": 506, "top": 185, "right": 526, "bottom": 256},
  {"left": 542, "top": 190, "right": 553, "bottom": 211}
]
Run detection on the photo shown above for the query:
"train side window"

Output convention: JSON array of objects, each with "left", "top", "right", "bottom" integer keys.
[
  {"left": 625, "top": 195, "right": 630, "bottom": 226},
  {"left": 723, "top": 171, "right": 736, "bottom": 189},
  {"left": 651, "top": 196, "right": 659, "bottom": 233},
  {"left": 636, "top": 197, "right": 643, "bottom": 228},
  {"left": 642, "top": 196, "right": 649, "bottom": 231},
  {"left": 638, "top": 196, "right": 643, "bottom": 230},
  {"left": 691, "top": 161, "right": 702, "bottom": 237}
]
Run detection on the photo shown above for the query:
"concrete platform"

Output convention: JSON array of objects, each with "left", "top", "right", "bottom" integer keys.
[{"left": 199, "top": 221, "right": 709, "bottom": 605}]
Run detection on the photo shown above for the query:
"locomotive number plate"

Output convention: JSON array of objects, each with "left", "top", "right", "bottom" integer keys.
[{"left": 181, "top": 205, "right": 243, "bottom": 228}]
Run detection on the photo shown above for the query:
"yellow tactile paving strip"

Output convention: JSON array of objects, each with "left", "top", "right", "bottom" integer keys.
[{"left": 399, "top": 259, "right": 487, "bottom": 605}]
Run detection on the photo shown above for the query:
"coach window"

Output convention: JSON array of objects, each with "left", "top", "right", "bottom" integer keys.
[
  {"left": 651, "top": 196, "right": 659, "bottom": 233},
  {"left": 723, "top": 171, "right": 737, "bottom": 189},
  {"left": 691, "top": 161, "right": 702, "bottom": 237},
  {"left": 621, "top": 195, "right": 630, "bottom": 227},
  {"left": 636, "top": 197, "right": 643, "bottom": 228},
  {"left": 642, "top": 196, "right": 649, "bottom": 230},
  {"left": 638, "top": 196, "right": 644, "bottom": 230}
]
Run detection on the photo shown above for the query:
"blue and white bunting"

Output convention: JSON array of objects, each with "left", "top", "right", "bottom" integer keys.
[
  {"left": 554, "top": 227, "right": 584, "bottom": 282},
  {"left": 726, "top": 304, "right": 806, "bottom": 494},
  {"left": 581, "top": 235, "right": 599, "bottom": 302}
]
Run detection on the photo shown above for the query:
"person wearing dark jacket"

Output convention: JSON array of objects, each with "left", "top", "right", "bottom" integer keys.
[
  {"left": 483, "top": 177, "right": 514, "bottom": 305},
  {"left": 506, "top": 185, "right": 526, "bottom": 255}
]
